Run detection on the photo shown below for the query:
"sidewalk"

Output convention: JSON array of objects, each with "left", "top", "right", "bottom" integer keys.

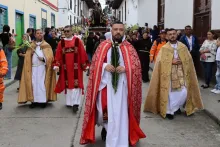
[
  {"left": 4, "top": 67, "right": 17, "bottom": 88},
  {"left": 149, "top": 64, "right": 220, "bottom": 125}
]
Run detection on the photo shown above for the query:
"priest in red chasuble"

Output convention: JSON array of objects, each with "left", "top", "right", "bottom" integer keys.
[
  {"left": 53, "top": 25, "right": 89, "bottom": 113},
  {"left": 80, "top": 22, "right": 146, "bottom": 147}
]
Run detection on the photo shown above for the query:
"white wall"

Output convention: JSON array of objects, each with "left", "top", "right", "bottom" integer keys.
[
  {"left": 82, "top": 1, "right": 89, "bottom": 18},
  {"left": 0, "top": 0, "right": 58, "bottom": 31},
  {"left": 164, "top": 0, "right": 193, "bottom": 29},
  {"left": 58, "top": 0, "right": 90, "bottom": 26},
  {"left": 211, "top": 0, "right": 220, "bottom": 30},
  {"left": 117, "top": 0, "right": 138, "bottom": 26},
  {"left": 126, "top": 0, "right": 138, "bottom": 26},
  {"left": 117, "top": 0, "right": 157, "bottom": 27},
  {"left": 138, "top": 0, "right": 158, "bottom": 27},
  {"left": 58, "top": 0, "right": 69, "bottom": 27}
]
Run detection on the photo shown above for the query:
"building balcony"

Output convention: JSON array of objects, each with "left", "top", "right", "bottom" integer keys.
[{"left": 112, "top": 0, "right": 123, "bottom": 9}]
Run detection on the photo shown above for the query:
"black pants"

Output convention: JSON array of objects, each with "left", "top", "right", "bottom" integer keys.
[
  {"left": 202, "top": 62, "right": 214, "bottom": 85},
  {"left": 138, "top": 51, "right": 150, "bottom": 82}
]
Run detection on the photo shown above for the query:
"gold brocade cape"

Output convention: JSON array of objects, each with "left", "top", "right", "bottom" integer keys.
[
  {"left": 144, "top": 42, "right": 203, "bottom": 118},
  {"left": 18, "top": 41, "right": 57, "bottom": 103}
]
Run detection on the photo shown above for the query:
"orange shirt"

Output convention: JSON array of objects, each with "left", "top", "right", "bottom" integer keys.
[
  {"left": 150, "top": 40, "right": 167, "bottom": 62},
  {"left": 0, "top": 49, "right": 8, "bottom": 102}
]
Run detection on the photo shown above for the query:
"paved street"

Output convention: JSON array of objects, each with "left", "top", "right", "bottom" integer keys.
[{"left": 1, "top": 77, "right": 220, "bottom": 147}]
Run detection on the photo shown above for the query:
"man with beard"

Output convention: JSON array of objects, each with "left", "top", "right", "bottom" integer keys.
[
  {"left": 144, "top": 28, "right": 203, "bottom": 120},
  {"left": 80, "top": 21, "right": 146, "bottom": 147},
  {"left": 137, "top": 31, "right": 152, "bottom": 82},
  {"left": 18, "top": 29, "right": 57, "bottom": 108}
]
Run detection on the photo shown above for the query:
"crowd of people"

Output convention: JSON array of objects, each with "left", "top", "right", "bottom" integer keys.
[
  {"left": 0, "top": 20, "right": 219, "bottom": 147},
  {"left": 124, "top": 25, "right": 220, "bottom": 94}
]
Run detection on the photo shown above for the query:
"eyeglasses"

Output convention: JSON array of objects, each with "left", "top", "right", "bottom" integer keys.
[{"left": 64, "top": 30, "right": 70, "bottom": 33}]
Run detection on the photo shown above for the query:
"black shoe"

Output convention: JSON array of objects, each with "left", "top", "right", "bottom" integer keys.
[
  {"left": 143, "top": 80, "right": 149, "bottom": 83},
  {"left": 101, "top": 128, "right": 107, "bottom": 141},
  {"left": 17, "top": 88, "right": 19, "bottom": 92},
  {"left": 203, "top": 85, "right": 209, "bottom": 89},
  {"left": 175, "top": 109, "right": 182, "bottom": 115},
  {"left": 41, "top": 103, "right": 47, "bottom": 108},
  {"left": 73, "top": 105, "right": 79, "bottom": 113},
  {"left": 166, "top": 114, "right": 174, "bottom": 120},
  {"left": 0, "top": 103, "right": 2, "bottom": 110},
  {"left": 29, "top": 103, "right": 36, "bottom": 109}
]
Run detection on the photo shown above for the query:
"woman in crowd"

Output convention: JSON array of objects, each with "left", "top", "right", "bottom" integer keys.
[
  {"left": 14, "top": 34, "right": 28, "bottom": 92},
  {"left": 200, "top": 30, "right": 217, "bottom": 89},
  {"left": 136, "top": 31, "right": 152, "bottom": 82}
]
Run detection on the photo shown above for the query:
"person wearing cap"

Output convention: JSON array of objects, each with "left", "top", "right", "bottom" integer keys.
[{"left": 150, "top": 30, "right": 168, "bottom": 63}]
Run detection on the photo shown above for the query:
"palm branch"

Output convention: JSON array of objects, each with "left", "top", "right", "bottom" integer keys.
[{"left": 111, "top": 42, "right": 120, "bottom": 93}]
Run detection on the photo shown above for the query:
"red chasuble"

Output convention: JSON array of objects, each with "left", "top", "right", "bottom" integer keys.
[
  {"left": 53, "top": 37, "right": 89, "bottom": 94},
  {"left": 80, "top": 40, "right": 146, "bottom": 146}
]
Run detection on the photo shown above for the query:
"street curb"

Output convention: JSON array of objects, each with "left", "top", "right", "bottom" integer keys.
[
  {"left": 5, "top": 80, "right": 17, "bottom": 88},
  {"left": 204, "top": 109, "right": 220, "bottom": 126}
]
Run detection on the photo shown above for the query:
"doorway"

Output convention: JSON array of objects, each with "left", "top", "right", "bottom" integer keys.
[{"left": 15, "top": 12, "right": 24, "bottom": 45}]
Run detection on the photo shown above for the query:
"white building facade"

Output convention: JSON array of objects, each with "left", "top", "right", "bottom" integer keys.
[
  {"left": 0, "top": 0, "right": 58, "bottom": 32},
  {"left": 110, "top": 0, "right": 220, "bottom": 32},
  {"left": 58, "top": 0, "right": 90, "bottom": 27}
]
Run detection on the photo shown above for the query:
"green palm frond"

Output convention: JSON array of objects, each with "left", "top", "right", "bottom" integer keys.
[
  {"left": 13, "top": 40, "right": 32, "bottom": 50},
  {"left": 111, "top": 42, "right": 120, "bottom": 93}
]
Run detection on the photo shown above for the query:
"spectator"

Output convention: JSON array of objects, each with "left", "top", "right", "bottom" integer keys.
[
  {"left": 14, "top": 34, "right": 28, "bottom": 91},
  {"left": 47, "top": 30, "right": 60, "bottom": 55},
  {"left": 59, "top": 31, "right": 65, "bottom": 40},
  {"left": 138, "top": 27, "right": 143, "bottom": 40},
  {"left": 26, "top": 28, "right": 32, "bottom": 42},
  {"left": 131, "top": 33, "right": 138, "bottom": 51},
  {"left": 200, "top": 30, "right": 217, "bottom": 89},
  {"left": 30, "top": 28, "right": 36, "bottom": 41},
  {"left": 126, "top": 34, "right": 132, "bottom": 43},
  {"left": 86, "top": 32, "right": 95, "bottom": 76},
  {"left": 0, "top": 25, "right": 14, "bottom": 80},
  {"left": 150, "top": 30, "right": 168, "bottom": 63},
  {"left": 177, "top": 30, "right": 182, "bottom": 40},
  {"left": 211, "top": 37, "right": 220, "bottom": 94},
  {"left": 86, "top": 32, "right": 95, "bottom": 62},
  {"left": 180, "top": 25, "right": 200, "bottom": 64},
  {"left": 11, "top": 29, "right": 16, "bottom": 40},
  {"left": 104, "top": 28, "right": 111, "bottom": 40},
  {"left": 151, "top": 25, "right": 159, "bottom": 42},
  {"left": 136, "top": 31, "right": 152, "bottom": 82},
  {"left": 44, "top": 27, "right": 51, "bottom": 43},
  {"left": 93, "top": 35, "right": 106, "bottom": 54}
]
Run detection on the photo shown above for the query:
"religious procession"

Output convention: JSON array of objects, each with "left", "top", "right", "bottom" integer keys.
[{"left": 0, "top": 0, "right": 220, "bottom": 146}]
